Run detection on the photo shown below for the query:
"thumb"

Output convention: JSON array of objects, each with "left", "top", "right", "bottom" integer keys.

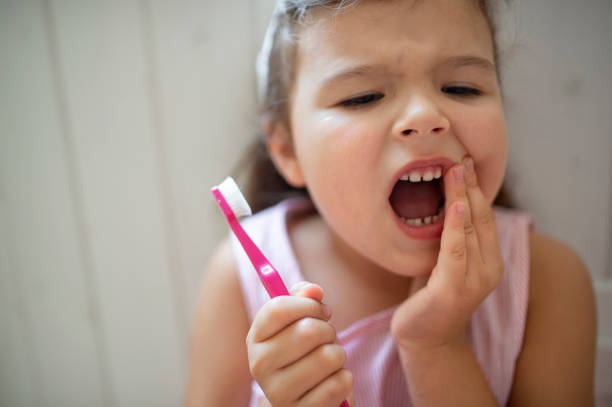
[{"left": 290, "top": 281, "right": 325, "bottom": 303}]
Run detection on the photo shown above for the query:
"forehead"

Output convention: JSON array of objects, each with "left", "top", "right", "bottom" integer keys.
[{"left": 295, "top": 0, "right": 494, "bottom": 77}]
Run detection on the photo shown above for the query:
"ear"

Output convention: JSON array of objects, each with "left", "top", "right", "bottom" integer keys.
[{"left": 264, "top": 120, "right": 306, "bottom": 188}]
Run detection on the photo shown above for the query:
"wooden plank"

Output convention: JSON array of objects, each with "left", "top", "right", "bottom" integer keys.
[
  {"left": 609, "top": 106, "right": 612, "bottom": 280},
  {"left": 500, "top": 0, "right": 612, "bottom": 278},
  {"left": 137, "top": 0, "right": 189, "bottom": 369},
  {"left": 147, "top": 0, "right": 256, "bottom": 324},
  {"left": 595, "top": 280, "right": 612, "bottom": 343},
  {"left": 0, "top": 1, "right": 105, "bottom": 405},
  {"left": 0, "top": 183, "right": 38, "bottom": 407},
  {"left": 595, "top": 342, "right": 612, "bottom": 407},
  {"left": 50, "top": 1, "right": 184, "bottom": 405}
]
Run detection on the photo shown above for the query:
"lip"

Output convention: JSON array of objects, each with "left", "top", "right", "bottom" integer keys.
[
  {"left": 391, "top": 209, "right": 446, "bottom": 239},
  {"left": 387, "top": 156, "right": 457, "bottom": 197},
  {"left": 387, "top": 156, "right": 457, "bottom": 240}
]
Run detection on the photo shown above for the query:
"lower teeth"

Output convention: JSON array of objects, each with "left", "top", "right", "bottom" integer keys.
[{"left": 401, "top": 206, "right": 445, "bottom": 227}]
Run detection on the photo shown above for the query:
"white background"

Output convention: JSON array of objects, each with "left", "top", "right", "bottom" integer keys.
[{"left": 0, "top": 0, "right": 610, "bottom": 405}]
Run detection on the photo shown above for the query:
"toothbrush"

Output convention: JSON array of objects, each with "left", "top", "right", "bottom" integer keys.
[
  {"left": 211, "top": 177, "right": 350, "bottom": 407},
  {"left": 211, "top": 176, "right": 290, "bottom": 297}
]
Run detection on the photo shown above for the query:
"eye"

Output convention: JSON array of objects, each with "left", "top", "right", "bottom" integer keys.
[
  {"left": 442, "top": 86, "right": 482, "bottom": 97},
  {"left": 339, "top": 93, "right": 384, "bottom": 107}
]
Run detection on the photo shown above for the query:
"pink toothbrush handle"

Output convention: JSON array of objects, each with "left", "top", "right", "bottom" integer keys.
[
  {"left": 212, "top": 187, "right": 289, "bottom": 297},
  {"left": 227, "top": 219, "right": 290, "bottom": 297}
]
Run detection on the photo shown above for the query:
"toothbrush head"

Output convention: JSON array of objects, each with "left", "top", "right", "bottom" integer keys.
[{"left": 213, "top": 176, "right": 252, "bottom": 218}]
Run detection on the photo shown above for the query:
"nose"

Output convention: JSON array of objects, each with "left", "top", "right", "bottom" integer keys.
[{"left": 393, "top": 94, "right": 449, "bottom": 138}]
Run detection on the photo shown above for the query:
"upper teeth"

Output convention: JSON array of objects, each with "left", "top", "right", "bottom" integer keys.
[{"left": 399, "top": 167, "right": 443, "bottom": 182}]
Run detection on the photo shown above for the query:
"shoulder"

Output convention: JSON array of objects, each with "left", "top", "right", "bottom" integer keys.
[
  {"left": 528, "top": 231, "right": 593, "bottom": 307},
  {"left": 206, "top": 236, "right": 238, "bottom": 282},
  {"left": 194, "top": 236, "right": 247, "bottom": 328},
  {"left": 195, "top": 236, "right": 243, "bottom": 307},
  {"left": 184, "top": 237, "right": 252, "bottom": 406},
  {"left": 507, "top": 231, "right": 596, "bottom": 406}
]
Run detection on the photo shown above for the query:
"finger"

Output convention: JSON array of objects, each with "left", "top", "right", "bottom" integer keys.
[
  {"left": 255, "top": 317, "right": 338, "bottom": 375},
  {"left": 462, "top": 156, "right": 502, "bottom": 265},
  {"left": 436, "top": 200, "right": 468, "bottom": 290},
  {"left": 443, "top": 164, "right": 472, "bottom": 230},
  {"left": 264, "top": 343, "right": 347, "bottom": 405},
  {"left": 443, "top": 165, "right": 481, "bottom": 267},
  {"left": 248, "top": 296, "right": 331, "bottom": 344},
  {"left": 291, "top": 282, "right": 325, "bottom": 303},
  {"left": 443, "top": 164, "right": 467, "bottom": 207},
  {"left": 292, "top": 282, "right": 331, "bottom": 322},
  {"left": 298, "top": 367, "right": 354, "bottom": 407}
]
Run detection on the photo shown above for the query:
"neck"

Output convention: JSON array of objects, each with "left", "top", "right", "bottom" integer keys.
[
  {"left": 291, "top": 212, "right": 414, "bottom": 313},
  {"left": 325, "top": 219, "right": 414, "bottom": 306}
]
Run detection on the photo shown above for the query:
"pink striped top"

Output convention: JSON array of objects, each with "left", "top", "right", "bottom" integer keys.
[{"left": 231, "top": 198, "right": 532, "bottom": 406}]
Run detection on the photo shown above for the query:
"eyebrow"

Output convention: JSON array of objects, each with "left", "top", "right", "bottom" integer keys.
[
  {"left": 319, "top": 64, "right": 388, "bottom": 88},
  {"left": 445, "top": 55, "right": 496, "bottom": 72},
  {"left": 319, "top": 54, "right": 495, "bottom": 88}
]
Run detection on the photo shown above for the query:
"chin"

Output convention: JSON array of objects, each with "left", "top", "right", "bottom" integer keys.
[{"left": 384, "top": 246, "right": 439, "bottom": 277}]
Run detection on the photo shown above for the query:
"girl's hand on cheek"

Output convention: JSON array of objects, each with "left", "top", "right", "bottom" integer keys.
[
  {"left": 390, "top": 157, "right": 504, "bottom": 353},
  {"left": 246, "top": 283, "right": 355, "bottom": 407}
]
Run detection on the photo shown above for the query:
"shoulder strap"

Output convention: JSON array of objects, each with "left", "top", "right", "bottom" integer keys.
[{"left": 469, "top": 207, "right": 533, "bottom": 405}]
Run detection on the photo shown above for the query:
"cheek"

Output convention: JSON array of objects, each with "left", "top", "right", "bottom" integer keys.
[
  {"left": 459, "top": 108, "right": 508, "bottom": 203},
  {"left": 294, "top": 113, "right": 383, "bottom": 200}
]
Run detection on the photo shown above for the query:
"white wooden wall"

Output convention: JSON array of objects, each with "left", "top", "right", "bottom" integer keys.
[{"left": 0, "top": 0, "right": 610, "bottom": 406}]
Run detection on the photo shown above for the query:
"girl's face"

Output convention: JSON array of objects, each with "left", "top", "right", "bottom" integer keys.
[{"left": 283, "top": 0, "right": 507, "bottom": 276}]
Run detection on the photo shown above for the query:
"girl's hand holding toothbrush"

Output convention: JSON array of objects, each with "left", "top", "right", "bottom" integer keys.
[
  {"left": 391, "top": 156, "right": 505, "bottom": 354},
  {"left": 247, "top": 283, "right": 355, "bottom": 407}
]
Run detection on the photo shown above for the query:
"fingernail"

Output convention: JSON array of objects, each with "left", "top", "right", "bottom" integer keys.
[
  {"left": 453, "top": 166, "right": 463, "bottom": 181},
  {"left": 321, "top": 303, "right": 332, "bottom": 319},
  {"left": 465, "top": 157, "right": 474, "bottom": 173},
  {"left": 456, "top": 201, "right": 465, "bottom": 215}
]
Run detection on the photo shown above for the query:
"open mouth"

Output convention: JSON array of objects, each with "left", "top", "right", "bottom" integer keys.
[{"left": 389, "top": 166, "right": 446, "bottom": 227}]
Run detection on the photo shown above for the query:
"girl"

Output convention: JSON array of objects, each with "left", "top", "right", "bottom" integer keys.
[{"left": 186, "top": 0, "right": 597, "bottom": 406}]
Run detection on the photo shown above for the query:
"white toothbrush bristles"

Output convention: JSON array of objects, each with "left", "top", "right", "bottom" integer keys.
[{"left": 217, "top": 176, "right": 252, "bottom": 218}]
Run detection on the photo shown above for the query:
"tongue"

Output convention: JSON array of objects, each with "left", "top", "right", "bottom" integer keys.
[{"left": 389, "top": 180, "right": 443, "bottom": 219}]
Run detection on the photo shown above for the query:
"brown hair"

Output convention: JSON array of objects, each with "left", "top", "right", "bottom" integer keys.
[{"left": 235, "top": 0, "right": 515, "bottom": 213}]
